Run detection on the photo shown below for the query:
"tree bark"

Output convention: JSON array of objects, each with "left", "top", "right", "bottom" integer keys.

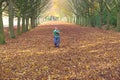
[
  {"left": 9, "top": 0, "right": 15, "bottom": 38},
  {"left": 99, "top": 12, "right": 102, "bottom": 28},
  {"left": 106, "top": 10, "right": 110, "bottom": 30},
  {"left": 74, "top": 16, "right": 76, "bottom": 24},
  {"left": 0, "top": 3, "right": 5, "bottom": 44},
  {"left": 26, "top": 17, "right": 29, "bottom": 31},
  {"left": 76, "top": 15, "right": 79, "bottom": 24},
  {"left": 17, "top": 16, "right": 21, "bottom": 35},
  {"left": 22, "top": 15, "right": 26, "bottom": 33},
  {"left": 78, "top": 16, "right": 81, "bottom": 25},
  {"left": 117, "top": 10, "right": 120, "bottom": 31},
  {"left": 31, "top": 16, "right": 35, "bottom": 28}
]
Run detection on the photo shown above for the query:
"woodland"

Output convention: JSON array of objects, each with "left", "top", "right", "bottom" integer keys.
[{"left": 0, "top": 0, "right": 120, "bottom": 80}]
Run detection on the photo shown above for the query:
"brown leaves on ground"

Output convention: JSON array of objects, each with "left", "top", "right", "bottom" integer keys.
[{"left": 0, "top": 22, "right": 120, "bottom": 80}]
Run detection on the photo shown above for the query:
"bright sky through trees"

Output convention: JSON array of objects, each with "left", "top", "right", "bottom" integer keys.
[{"left": 45, "top": 0, "right": 66, "bottom": 17}]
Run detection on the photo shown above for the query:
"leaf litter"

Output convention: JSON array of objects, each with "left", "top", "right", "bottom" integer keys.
[{"left": 0, "top": 24, "right": 120, "bottom": 80}]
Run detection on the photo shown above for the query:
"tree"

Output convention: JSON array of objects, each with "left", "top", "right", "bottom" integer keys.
[
  {"left": 114, "top": 0, "right": 120, "bottom": 31},
  {"left": 0, "top": 1, "right": 6, "bottom": 44},
  {"left": 0, "top": 0, "right": 51, "bottom": 44},
  {"left": 8, "top": 0, "right": 15, "bottom": 38}
]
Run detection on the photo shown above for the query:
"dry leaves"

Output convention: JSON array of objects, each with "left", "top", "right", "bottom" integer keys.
[{"left": 0, "top": 22, "right": 120, "bottom": 80}]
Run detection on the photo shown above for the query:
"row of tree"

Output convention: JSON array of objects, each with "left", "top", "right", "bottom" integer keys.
[
  {"left": 0, "top": 0, "right": 51, "bottom": 44},
  {"left": 56, "top": 0, "right": 120, "bottom": 31},
  {"left": 67, "top": 0, "right": 120, "bottom": 30}
]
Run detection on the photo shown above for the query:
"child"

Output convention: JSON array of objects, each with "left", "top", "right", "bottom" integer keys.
[{"left": 53, "top": 27, "right": 60, "bottom": 48}]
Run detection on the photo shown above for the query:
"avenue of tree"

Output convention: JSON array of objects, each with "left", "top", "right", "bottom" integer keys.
[
  {"left": 0, "top": 0, "right": 51, "bottom": 44},
  {"left": 57, "top": 0, "right": 120, "bottom": 30},
  {"left": 64, "top": 0, "right": 120, "bottom": 31}
]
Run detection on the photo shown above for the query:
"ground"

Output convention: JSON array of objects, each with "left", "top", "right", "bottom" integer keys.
[{"left": 0, "top": 21, "right": 120, "bottom": 80}]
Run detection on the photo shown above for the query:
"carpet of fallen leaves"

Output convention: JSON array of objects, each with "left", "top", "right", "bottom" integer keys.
[{"left": 0, "top": 21, "right": 120, "bottom": 80}]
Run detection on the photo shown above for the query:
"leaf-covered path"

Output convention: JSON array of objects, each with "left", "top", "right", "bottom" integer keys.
[{"left": 1, "top": 22, "right": 120, "bottom": 80}]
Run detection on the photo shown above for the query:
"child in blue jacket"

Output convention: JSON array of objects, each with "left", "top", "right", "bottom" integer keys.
[{"left": 53, "top": 27, "right": 60, "bottom": 48}]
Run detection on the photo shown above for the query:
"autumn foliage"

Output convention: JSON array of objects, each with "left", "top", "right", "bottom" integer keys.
[{"left": 0, "top": 22, "right": 120, "bottom": 80}]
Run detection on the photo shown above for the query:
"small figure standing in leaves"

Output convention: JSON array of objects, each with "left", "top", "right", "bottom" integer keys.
[{"left": 53, "top": 27, "right": 60, "bottom": 48}]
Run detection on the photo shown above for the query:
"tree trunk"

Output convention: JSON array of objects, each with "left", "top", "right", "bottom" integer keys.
[
  {"left": 87, "top": 15, "right": 91, "bottom": 26},
  {"left": 67, "top": 17, "right": 70, "bottom": 23},
  {"left": 70, "top": 17, "right": 72, "bottom": 23},
  {"left": 0, "top": 3, "right": 5, "bottom": 44},
  {"left": 74, "top": 16, "right": 76, "bottom": 24},
  {"left": 9, "top": 0, "right": 15, "bottom": 38},
  {"left": 90, "top": 16, "right": 95, "bottom": 27},
  {"left": 31, "top": 17, "right": 33, "bottom": 28},
  {"left": 35, "top": 18, "right": 37, "bottom": 27},
  {"left": 106, "top": 10, "right": 110, "bottom": 30},
  {"left": 80, "top": 16, "right": 82, "bottom": 25},
  {"left": 99, "top": 11, "right": 102, "bottom": 28},
  {"left": 78, "top": 16, "right": 81, "bottom": 25},
  {"left": 83, "top": 17, "right": 86, "bottom": 26},
  {"left": 99, "top": 1, "right": 104, "bottom": 28},
  {"left": 31, "top": 16, "right": 35, "bottom": 28},
  {"left": 76, "top": 15, "right": 79, "bottom": 24},
  {"left": 26, "top": 17, "right": 29, "bottom": 31},
  {"left": 22, "top": 15, "right": 26, "bottom": 32},
  {"left": 117, "top": 10, "right": 120, "bottom": 31},
  {"left": 17, "top": 16, "right": 21, "bottom": 35},
  {"left": 72, "top": 16, "right": 74, "bottom": 23},
  {"left": 37, "top": 17, "right": 39, "bottom": 25}
]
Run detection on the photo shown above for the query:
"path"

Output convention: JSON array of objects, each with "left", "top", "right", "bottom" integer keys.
[{"left": 0, "top": 21, "right": 120, "bottom": 80}]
